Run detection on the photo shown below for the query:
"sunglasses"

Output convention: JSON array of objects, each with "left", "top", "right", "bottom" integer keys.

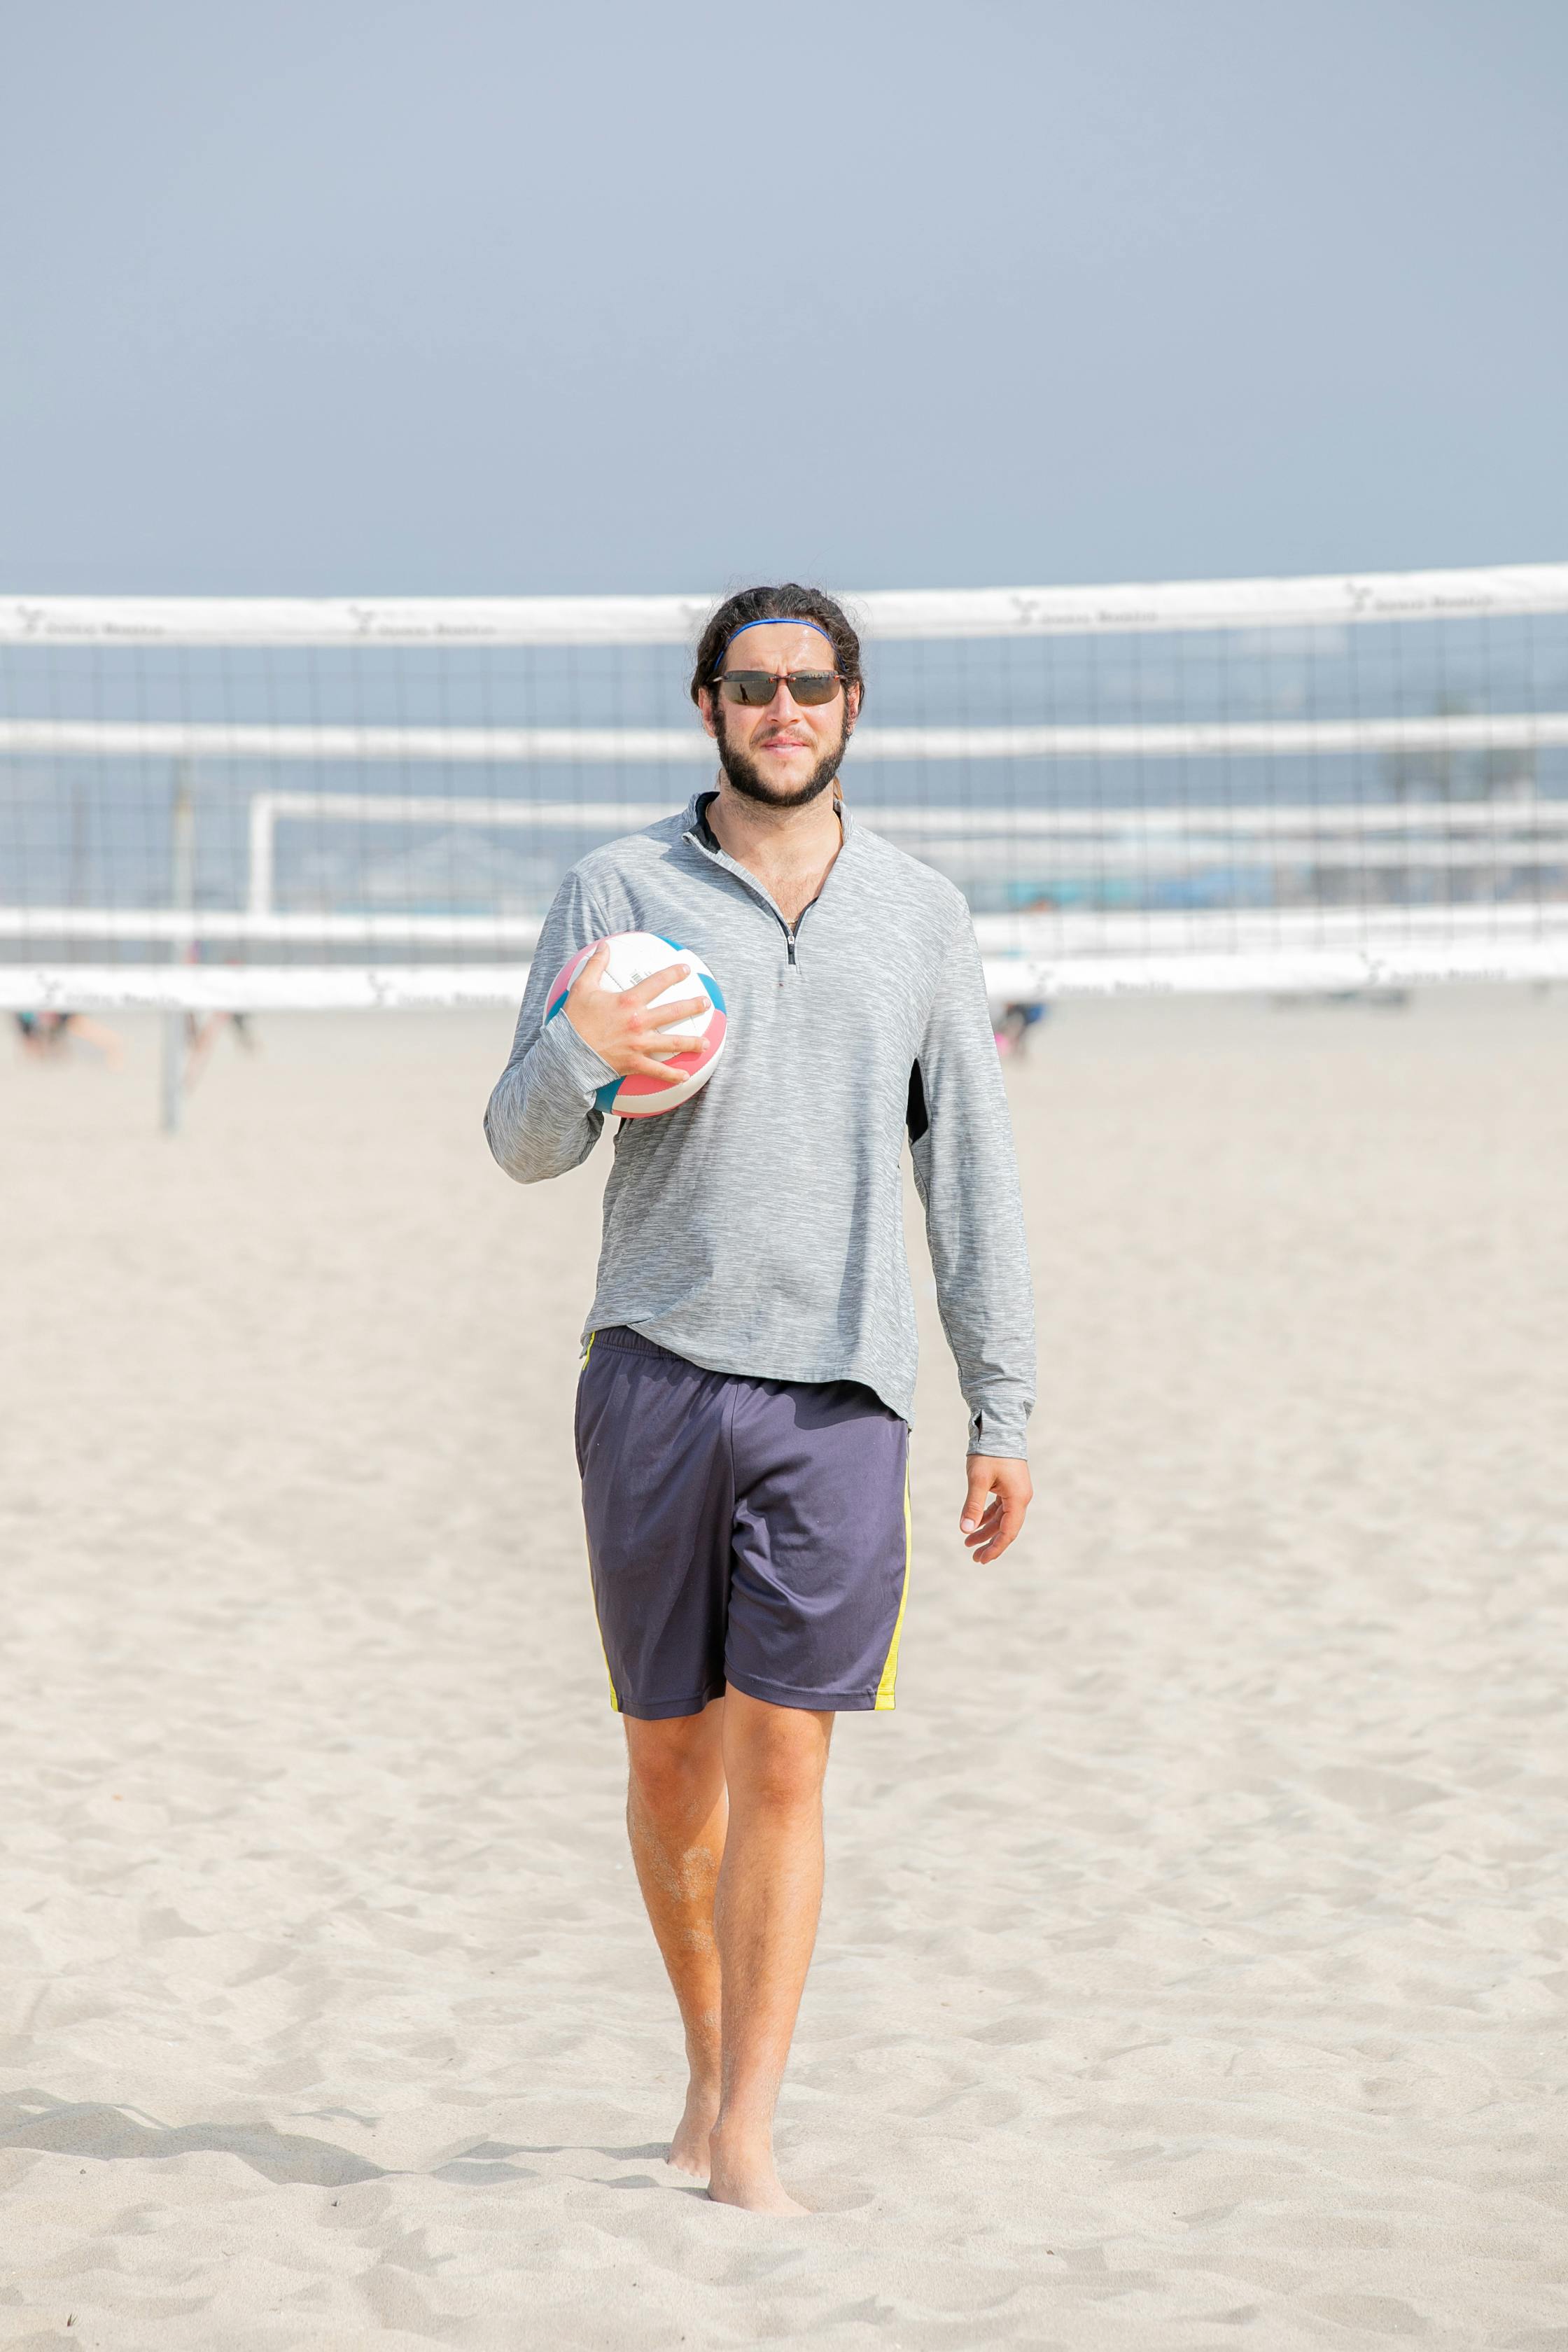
[{"left": 715, "top": 668, "right": 844, "bottom": 708}]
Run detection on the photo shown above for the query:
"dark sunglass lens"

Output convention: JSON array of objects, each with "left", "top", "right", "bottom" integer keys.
[
  {"left": 790, "top": 672, "right": 840, "bottom": 705},
  {"left": 719, "top": 671, "right": 775, "bottom": 706}
]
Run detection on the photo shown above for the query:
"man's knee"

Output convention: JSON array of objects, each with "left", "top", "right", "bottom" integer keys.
[
  {"left": 626, "top": 1709, "right": 722, "bottom": 1821},
  {"left": 724, "top": 1698, "right": 831, "bottom": 1818}
]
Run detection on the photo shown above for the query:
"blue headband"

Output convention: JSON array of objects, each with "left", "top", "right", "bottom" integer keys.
[{"left": 719, "top": 615, "right": 836, "bottom": 661}]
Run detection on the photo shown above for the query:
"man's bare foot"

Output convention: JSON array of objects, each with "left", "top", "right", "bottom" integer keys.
[
  {"left": 705, "top": 2127, "right": 808, "bottom": 2215},
  {"left": 666, "top": 2080, "right": 720, "bottom": 2180}
]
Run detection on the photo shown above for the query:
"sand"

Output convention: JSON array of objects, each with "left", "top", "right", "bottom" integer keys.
[{"left": 2, "top": 989, "right": 1566, "bottom": 2350}]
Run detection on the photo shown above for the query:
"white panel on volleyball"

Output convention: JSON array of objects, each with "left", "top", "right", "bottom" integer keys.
[{"left": 2, "top": 561, "right": 1567, "bottom": 1010}]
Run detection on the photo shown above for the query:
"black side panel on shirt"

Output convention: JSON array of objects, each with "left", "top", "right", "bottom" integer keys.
[{"left": 906, "top": 1059, "right": 929, "bottom": 1145}]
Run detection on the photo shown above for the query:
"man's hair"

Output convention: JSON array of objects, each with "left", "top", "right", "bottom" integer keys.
[{"left": 689, "top": 584, "right": 864, "bottom": 706}]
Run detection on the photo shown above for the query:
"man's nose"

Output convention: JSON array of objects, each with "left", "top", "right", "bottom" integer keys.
[{"left": 761, "top": 680, "right": 802, "bottom": 720}]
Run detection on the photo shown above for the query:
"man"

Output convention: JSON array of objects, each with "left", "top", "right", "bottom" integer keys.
[{"left": 485, "top": 584, "right": 1034, "bottom": 2213}]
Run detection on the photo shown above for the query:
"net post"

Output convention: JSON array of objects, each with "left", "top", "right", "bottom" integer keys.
[{"left": 160, "top": 764, "right": 195, "bottom": 1134}]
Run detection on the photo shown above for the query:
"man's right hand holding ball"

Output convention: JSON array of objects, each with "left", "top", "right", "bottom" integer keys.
[{"left": 564, "top": 943, "right": 709, "bottom": 1086}]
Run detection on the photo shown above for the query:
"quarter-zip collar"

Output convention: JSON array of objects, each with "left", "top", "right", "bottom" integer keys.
[{"left": 680, "top": 788, "right": 854, "bottom": 950}]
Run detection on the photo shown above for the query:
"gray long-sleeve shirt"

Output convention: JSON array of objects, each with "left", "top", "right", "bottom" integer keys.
[{"left": 484, "top": 792, "right": 1035, "bottom": 1457}]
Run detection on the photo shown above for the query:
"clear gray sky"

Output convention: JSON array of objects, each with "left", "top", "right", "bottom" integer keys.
[{"left": 4, "top": 0, "right": 1564, "bottom": 594}]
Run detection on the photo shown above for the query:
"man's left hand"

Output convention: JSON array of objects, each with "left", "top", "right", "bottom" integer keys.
[{"left": 960, "top": 1456, "right": 1033, "bottom": 1564}]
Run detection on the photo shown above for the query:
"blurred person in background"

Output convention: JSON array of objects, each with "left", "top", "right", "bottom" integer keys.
[{"left": 13, "top": 1010, "right": 123, "bottom": 1068}]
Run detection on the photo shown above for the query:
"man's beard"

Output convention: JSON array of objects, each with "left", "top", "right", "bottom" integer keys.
[{"left": 714, "top": 701, "right": 848, "bottom": 809}]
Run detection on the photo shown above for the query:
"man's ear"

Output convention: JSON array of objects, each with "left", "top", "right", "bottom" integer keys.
[
  {"left": 845, "top": 682, "right": 863, "bottom": 734},
  {"left": 696, "top": 686, "right": 719, "bottom": 741}
]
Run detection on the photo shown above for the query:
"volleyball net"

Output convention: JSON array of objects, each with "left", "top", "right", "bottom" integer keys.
[{"left": 4, "top": 562, "right": 1567, "bottom": 1014}]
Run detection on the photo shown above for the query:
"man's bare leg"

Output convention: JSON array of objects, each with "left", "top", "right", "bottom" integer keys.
[
  {"left": 623, "top": 1700, "right": 728, "bottom": 2178},
  {"left": 707, "top": 1690, "right": 833, "bottom": 2216}
]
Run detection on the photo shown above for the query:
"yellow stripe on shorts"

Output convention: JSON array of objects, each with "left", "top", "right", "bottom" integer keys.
[{"left": 874, "top": 1473, "right": 913, "bottom": 1711}]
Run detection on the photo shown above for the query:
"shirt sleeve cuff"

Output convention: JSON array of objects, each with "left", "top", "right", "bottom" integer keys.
[
  {"left": 537, "top": 1007, "right": 620, "bottom": 1100},
  {"left": 967, "top": 1406, "right": 1030, "bottom": 1460}
]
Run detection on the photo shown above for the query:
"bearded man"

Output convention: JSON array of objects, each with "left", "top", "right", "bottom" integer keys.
[{"left": 485, "top": 583, "right": 1035, "bottom": 2213}]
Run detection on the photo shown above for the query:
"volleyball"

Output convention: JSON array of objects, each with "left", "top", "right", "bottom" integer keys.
[{"left": 545, "top": 931, "right": 728, "bottom": 1118}]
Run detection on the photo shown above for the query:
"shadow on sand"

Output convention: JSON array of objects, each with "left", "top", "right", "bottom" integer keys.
[
  {"left": 0, "top": 2096, "right": 687, "bottom": 2191},
  {"left": 0, "top": 2092, "right": 390, "bottom": 2187}
]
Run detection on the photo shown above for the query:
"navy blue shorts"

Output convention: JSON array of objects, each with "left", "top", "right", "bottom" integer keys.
[{"left": 575, "top": 1326, "right": 911, "bottom": 1720}]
